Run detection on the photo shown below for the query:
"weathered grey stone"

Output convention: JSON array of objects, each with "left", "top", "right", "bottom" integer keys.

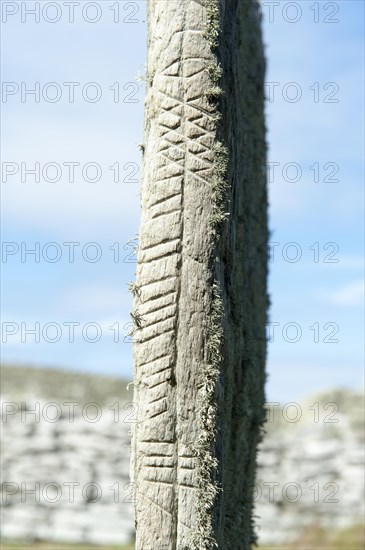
[{"left": 131, "top": 1, "right": 268, "bottom": 548}]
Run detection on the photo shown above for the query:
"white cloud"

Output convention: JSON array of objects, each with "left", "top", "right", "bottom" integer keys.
[
  {"left": 334, "top": 255, "right": 364, "bottom": 270},
  {"left": 327, "top": 280, "right": 364, "bottom": 306}
]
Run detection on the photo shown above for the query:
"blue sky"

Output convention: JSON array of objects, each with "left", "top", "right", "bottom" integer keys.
[{"left": 1, "top": 1, "right": 364, "bottom": 402}]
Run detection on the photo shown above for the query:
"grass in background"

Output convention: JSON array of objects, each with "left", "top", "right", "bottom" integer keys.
[
  {"left": 2, "top": 525, "right": 364, "bottom": 549},
  {"left": 0, "top": 544, "right": 134, "bottom": 550},
  {"left": 1, "top": 364, "right": 131, "bottom": 405},
  {"left": 259, "top": 524, "right": 365, "bottom": 549}
]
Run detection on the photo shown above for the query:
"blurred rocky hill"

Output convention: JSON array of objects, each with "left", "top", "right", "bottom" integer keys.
[
  {"left": 1, "top": 364, "right": 131, "bottom": 405},
  {"left": 1, "top": 364, "right": 364, "bottom": 546}
]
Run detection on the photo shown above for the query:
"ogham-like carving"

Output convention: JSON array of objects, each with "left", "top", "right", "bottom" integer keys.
[{"left": 131, "top": 1, "right": 268, "bottom": 549}]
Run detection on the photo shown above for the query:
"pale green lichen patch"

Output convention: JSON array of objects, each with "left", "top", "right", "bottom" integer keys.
[
  {"left": 192, "top": 283, "right": 224, "bottom": 549},
  {"left": 205, "top": 59, "right": 223, "bottom": 83},
  {"left": 204, "top": 85, "right": 223, "bottom": 101},
  {"left": 136, "top": 69, "right": 153, "bottom": 88},
  {"left": 204, "top": 0, "right": 221, "bottom": 49},
  {"left": 191, "top": 2, "right": 230, "bottom": 548},
  {"left": 210, "top": 141, "right": 229, "bottom": 230},
  {"left": 128, "top": 281, "right": 141, "bottom": 298}
]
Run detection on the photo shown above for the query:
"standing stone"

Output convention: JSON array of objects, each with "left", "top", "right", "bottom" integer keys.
[{"left": 131, "top": 1, "right": 268, "bottom": 548}]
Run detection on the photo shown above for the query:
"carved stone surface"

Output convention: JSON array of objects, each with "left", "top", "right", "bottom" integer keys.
[{"left": 131, "top": 1, "right": 268, "bottom": 548}]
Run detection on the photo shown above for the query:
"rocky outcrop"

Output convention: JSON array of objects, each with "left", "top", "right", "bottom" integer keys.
[
  {"left": 1, "top": 366, "right": 363, "bottom": 545},
  {"left": 256, "top": 390, "right": 364, "bottom": 544},
  {"left": 1, "top": 366, "right": 134, "bottom": 546}
]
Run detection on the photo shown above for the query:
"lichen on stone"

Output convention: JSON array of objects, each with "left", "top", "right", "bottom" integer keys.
[
  {"left": 128, "top": 281, "right": 141, "bottom": 298},
  {"left": 130, "top": 310, "right": 143, "bottom": 332},
  {"left": 191, "top": 3, "right": 230, "bottom": 547},
  {"left": 204, "top": 0, "right": 221, "bottom": 49},
  {"left": 192, "top": 282, "right": 224, "bottom": 549},
  {"left": 210, "top": 140, "right": 229, "bottom": 229}
]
